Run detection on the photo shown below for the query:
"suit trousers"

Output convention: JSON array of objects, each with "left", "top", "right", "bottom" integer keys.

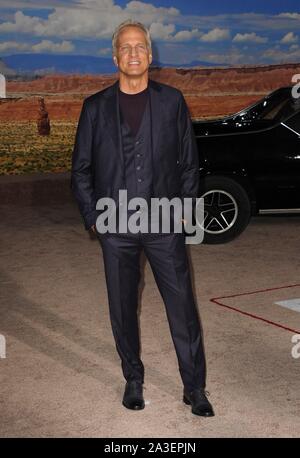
[{"left": 97, "top": 229, "right": 207, "bottom": 392}]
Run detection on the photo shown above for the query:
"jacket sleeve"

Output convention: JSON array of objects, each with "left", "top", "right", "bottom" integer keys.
[
  {"left": 177, "top": 92, "right": 200, "bottom": 201},
  {"left": 71, "top": 100, "right": 98, "bottom": 230}
]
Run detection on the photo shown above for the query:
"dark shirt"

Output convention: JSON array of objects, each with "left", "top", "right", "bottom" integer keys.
[{"left": 118, "top": 86, "right": 149, "bottom": 138}]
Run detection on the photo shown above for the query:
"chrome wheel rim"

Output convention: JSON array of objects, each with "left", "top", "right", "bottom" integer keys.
[{"left": 197, "top": 189, "right": 238, "bottom": 234}]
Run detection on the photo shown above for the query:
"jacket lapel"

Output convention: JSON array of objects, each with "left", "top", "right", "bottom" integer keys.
[
  {"left": 101, "top": 80, "right": 124, "bottom": 169},
  {"left": 148, "top": 79, "right": 163, "bottom": 165}
]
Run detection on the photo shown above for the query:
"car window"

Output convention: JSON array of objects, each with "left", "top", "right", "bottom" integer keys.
[
  {"left": 232, "top": 97, "right": 286, "bottom": 122},
  {"left": 263, "top": 99, "right": 290, "bottom": 120},
  {"left": 283, "top": 112, "right": 300, "bottom": 134},
  {"left": 231, "top": 90, "right": 298, "bottom": 123}
]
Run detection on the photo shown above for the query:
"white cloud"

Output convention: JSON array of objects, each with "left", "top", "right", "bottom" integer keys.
[
  {"left": 200, "top": 28, "right": 230, "bottom": 42},
  {"left": 0, "top": 1, "right": 180, "bottom": 40},
  {"left": 2, "top": 6, "right": 300, "bottom": 44},
  {"left": 0, "top": 8, "right": 117, "bottom": 39},
  {"left": 172, "top": 28, "right": 202, "bottom": 42},
  {"left": 199, "top": 47, "right": 246, "bottom": 65},
  {"left": 281, "top": 32, "right": 298, "bottom": 44},
  {"left": 0, "top": 39, "right": 73, "bottom": 53},
  {"left": 149, "top": 22, "right": 175, "bottom": 40},
  {"left": 278, "top": 12, "right": 300, "bottom": 20},
  {"left": 181, "top": 12, "right": 300, "bottom": 33},
  {"left": 32, "top": 40, "right": 74, "bottom": 52},
  {"left": 125, "top": 0, "right": 179, "bottom": 21},
  {"left": 233, "top": 32, "right": 268, "bottom": 43},
  {"left": 237, "top": 12, "right": 300, "bottom": 32},
  {"left": 98, "top": 47, "right": 112, "bottom": 56},
  {"left": 0, "top": 11, "right": 43, "bottom": 34},
  {"left": 133, "top": 11, "right": 300, "bottom": 35},
  {"left": 262, "top": 46, "right": 300, "bottom": 62},
  {"left": 0, "top": 3, "right": 227, "bottom": 46},
  {"left": 0, "top": 40, "right": 30, "bottom": 52}
]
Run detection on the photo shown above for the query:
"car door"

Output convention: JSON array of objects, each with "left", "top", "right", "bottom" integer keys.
[
  {"left": 235, "top": 113, "right": 300, "bottom": 210},
  {"left": 277, "top": 111, "right": 300, "bottom": 208}
]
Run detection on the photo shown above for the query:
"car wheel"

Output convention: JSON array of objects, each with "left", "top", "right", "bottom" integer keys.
[{"left": 196, "top": 176, "right": 251, "bottom": 244}]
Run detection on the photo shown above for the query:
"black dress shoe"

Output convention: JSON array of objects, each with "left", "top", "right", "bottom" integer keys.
[
  {"left": 183, "top": 388, "right": 215, "bottom": 417},
  {"left": 122, "top": 381, "right": 145, "bottom": 410}
]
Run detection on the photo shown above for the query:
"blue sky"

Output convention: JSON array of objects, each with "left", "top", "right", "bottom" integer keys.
[{"left": 1, "top": 0, "right": 300, "bottom": 66}]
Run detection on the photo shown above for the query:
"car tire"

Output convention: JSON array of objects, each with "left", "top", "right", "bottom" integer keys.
[{"left": 196, "top": 176, "right": 251, "bottom": 244}]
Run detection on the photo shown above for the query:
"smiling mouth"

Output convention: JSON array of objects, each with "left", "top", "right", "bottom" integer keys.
[{"left": 128, "top": 61, "right": 141, "bottom": 65}]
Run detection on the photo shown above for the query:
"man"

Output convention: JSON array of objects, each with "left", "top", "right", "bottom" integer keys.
[{"left": 71, "top": 19, "right": 214, "bottom": 417}]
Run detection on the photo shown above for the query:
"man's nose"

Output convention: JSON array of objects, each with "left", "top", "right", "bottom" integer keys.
[{"left": 129, "top": 46, "right": 138, "bottom": 56}]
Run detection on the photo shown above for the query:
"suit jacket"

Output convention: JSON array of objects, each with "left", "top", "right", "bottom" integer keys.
[{"left": 71, "top": 78, "right": 199, "bottom": 230}]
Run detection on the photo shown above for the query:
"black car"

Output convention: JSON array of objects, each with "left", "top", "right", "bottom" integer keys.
[{"left": 193, "top": 86, "right": 300, "bottom": 243}]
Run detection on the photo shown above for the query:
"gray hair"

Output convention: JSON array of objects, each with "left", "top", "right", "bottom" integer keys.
[{"left": 112, "top": 20, "right": 152, "bottom": 56}]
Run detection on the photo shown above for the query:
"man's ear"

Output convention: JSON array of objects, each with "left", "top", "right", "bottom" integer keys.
[
  {"left": 113, "top": 56, "right": 118, "bottom": 67},
  {"left": 149, "top": 54, "right": 152, "bottom": 65}
]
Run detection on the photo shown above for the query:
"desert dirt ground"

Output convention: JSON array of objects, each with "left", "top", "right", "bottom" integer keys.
[{"left": 0, "top": 201, "right": 299, "bottom": 438}]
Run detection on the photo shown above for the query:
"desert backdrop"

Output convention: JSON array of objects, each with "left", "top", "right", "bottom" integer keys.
[
  {"left": 1, "top": 63, "right": 300, "bottom": 121},
  {"left": 1, "top": 63, "right": 300, "bottom": 175},
  {"left": 1, "top": 0, "right": 300, "bottom": 174}
]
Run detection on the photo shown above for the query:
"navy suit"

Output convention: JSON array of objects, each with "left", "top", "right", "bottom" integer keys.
[
  {"left": 71, "top": 79, "right": 199, "bottom": 230},
  {"left": 71, "top": 79, "right": 207, "bottom": 391}
]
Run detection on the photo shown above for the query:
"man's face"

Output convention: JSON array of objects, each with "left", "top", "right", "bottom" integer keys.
[{"left": 114, "top": 26, "right": 152, "bottom": 77}]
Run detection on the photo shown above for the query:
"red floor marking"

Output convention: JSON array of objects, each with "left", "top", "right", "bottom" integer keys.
[{"left": 210, "top": 284, "right": 300, "bottom": 334}]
